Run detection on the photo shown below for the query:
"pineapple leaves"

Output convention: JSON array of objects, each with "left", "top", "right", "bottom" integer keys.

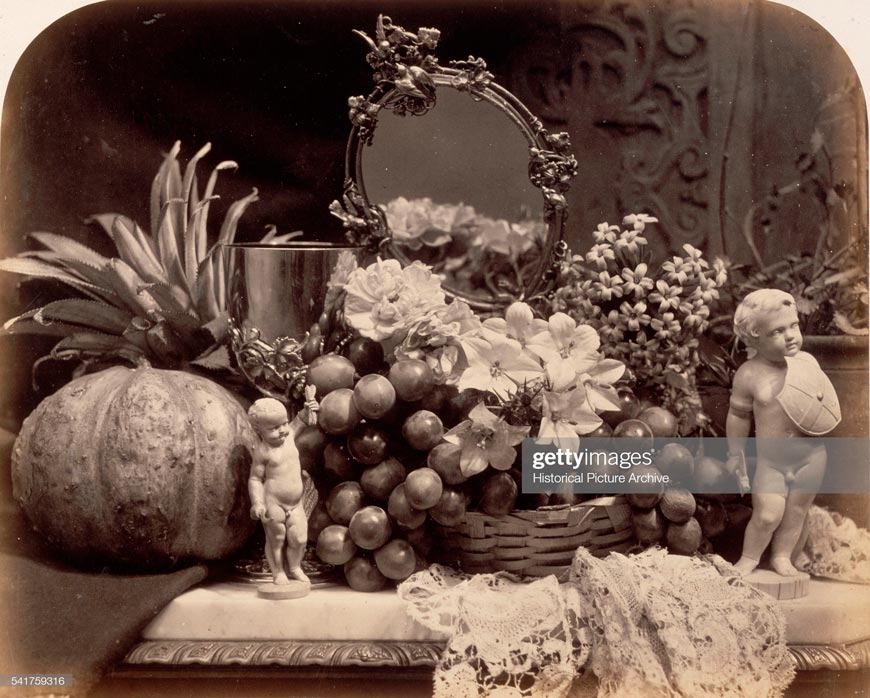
[
  {"left": 150, "top": 140, "right": 182, "bottom": 236},
  {"left": 34, "top": 299, "right": 133, "bottom": 334},
  {"left": 0, "top": 257, "right": 109, "bottom": 301},
  {"left": 1, "top": 140, "right": 271, "bottom": 373},
  {"left": 103, "top": 259, "right": 163, "bottom": 317},
  {"left": 27, "top": 231, "right": 108, "bottom": 268}
]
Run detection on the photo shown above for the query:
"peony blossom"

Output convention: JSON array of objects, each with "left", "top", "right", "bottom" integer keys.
[{"left": 343, "top": 259, "right": 446, "bottom": 341}]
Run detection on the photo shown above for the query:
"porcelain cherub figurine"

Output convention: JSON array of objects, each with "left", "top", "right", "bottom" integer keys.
[
  {"left": 726, "top": 289, "right": 841, "bottom": 576},
  {"left": 247, "top": 390, "right": 318, "bottom": 598}
]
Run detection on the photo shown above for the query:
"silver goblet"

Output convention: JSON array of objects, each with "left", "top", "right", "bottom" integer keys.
[
  {"left": 222, "top": 241, "right": 364, "bottom": 586},
  {"left": 223, "top": 241, "right": 364, "bottom": 403}
]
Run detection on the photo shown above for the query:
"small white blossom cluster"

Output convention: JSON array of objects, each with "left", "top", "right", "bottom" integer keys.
[{"left": 551, "top": 214, "right": 727, "bottom": 431}]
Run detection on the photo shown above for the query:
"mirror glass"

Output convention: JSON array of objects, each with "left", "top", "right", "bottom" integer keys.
[{"left": 360, "top": 85, "right": 548, "bottom": 301}]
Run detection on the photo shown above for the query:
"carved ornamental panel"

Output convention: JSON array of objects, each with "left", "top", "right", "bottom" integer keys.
[{"left": 507, "top": 0, "right": 711, "bottom": 257}]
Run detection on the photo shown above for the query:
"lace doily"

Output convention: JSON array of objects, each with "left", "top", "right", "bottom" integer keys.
[
  {"left": 570, "top": 548, "right": 794, "bottom": 698},
  {"left": 398, "top": 565, "right": 592, "bottom": 698},
  {"left": 797, "top": 506, "right": 870, "bottom": 583}
]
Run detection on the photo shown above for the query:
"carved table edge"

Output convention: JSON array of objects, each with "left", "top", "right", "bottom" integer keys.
[
  {"left": 123, "top": 640, "right": 444, "bottom": 668},
  {"left": 123, "top": 638, "right": 870, "bottom": 671},
  {"left": 787, "top": 638, "right": 870, "bottom": 671}
]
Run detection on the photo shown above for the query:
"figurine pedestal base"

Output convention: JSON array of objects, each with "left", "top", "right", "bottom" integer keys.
[
  {"left": 745, "top": 569, "right": 810, "bottom": 600},
  {"left": 257, "top": 580, "right": 311, "bottom": 600}
]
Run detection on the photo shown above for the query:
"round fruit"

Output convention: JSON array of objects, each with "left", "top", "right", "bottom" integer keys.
[
  {"left": 344, "top": 555, "right": 388, "bottom": 592},
  {"left": 374, "top": 539, "right": 417, "bottom": 580},
  {"left": 352, "top": 374, "right": 396, "bottom": 420},
  {"left": 427, "top": 443, "right": 467, "bottom": 485},
  {"left": 10, "top": 366, "right": 256, "bottom": 570},
  {"left": 632, "top": 507, "right": 666, "bottom": 545},
  {"left": 637, "top": 406, "right": 679, "bottom": 438},
  {"left": 404, "top": 524, "right": 435, "bottom": 558},
  {"left": 347, "top": 424, "right": 390, "bottom": 465},
  {"left": 659, "top": 489, "right": 697, "bottom": 524},
  {"left": 296, "top": 424, "right": 328, "bottom": 474},
  {"left": 403, "top": 468, "right": 444, "bottom": 510},
  {"left": 429, "top": 487, "right": 467, "bottom": 526},
  {"left": 325, "top": 481, "right": 366, "bottom": 525},
  {"left": 306, "top": 354, "right": 356, "bottom": 398},
  {"left": 387, "top": 483, "right": 427, "bottom": 529},
  {"left": 307, "top": 500, "right": 334, "bottom": 543},
  {"left": 361, "top": 457, "right": 407, "bottom": 502},
  {"left": 694, "top": 498, "right": 727, "bottom": 538},
  {"left": 402, "top": 410, "right": 444, "bottom": 451},
  {"left": 349, "top": 505, "right": 393, "bottom": 550},
  {"left": 480, "top": 472, "right": 518, "bottom": 517},
  {"left": 693, "top": 456, "right": 729, "bottom": 494},
  {"left": 587, "top": 422, "right": 613, "bottom": 438},
  {"left": 666, "top": 517, "right": 702, "bottom": 555},
  {"left": 612, "top": 418, "right": 654, "bottom": 441},
  {"left": 388, "top": 359, "right": 435, "bottom": 402},
  {"left": 318, "top": 388, "right": 362, "bottom": 435},
  {"left": 323, "top": 442, "right": 361, "bottom": 484},
  {"left": 602, "top": 388, "right": 641, "bottom": 427},
  {"left": 624, "top": 465, "right": 665, "bottom": 509},
  {"left": 654, "top": 443, "right": 694, "bottom": 484},
  {"left": 419, "top": 384, "right": 456, "bottom": 415},
  {"left": 346, "top": 337, "right": 385, "bottom": 376},
  {"left": 316, "top": 524, "right": 358, "bottom": 565}
]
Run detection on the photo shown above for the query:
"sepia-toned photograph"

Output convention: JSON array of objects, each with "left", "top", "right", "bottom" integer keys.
[{"left": 0, "top": 1, "right": 867, "bottom": 696}]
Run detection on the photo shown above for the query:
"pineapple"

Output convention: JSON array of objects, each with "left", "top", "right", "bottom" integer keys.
[{"left": 0, "top": 141, "right": 298, "bottom": 377}]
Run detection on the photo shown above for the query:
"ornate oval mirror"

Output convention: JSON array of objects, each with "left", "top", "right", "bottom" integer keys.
[{"left": 330, "top": 16, "right": 578, "bottom": 311}]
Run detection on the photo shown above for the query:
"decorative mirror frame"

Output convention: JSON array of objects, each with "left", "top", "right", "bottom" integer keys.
[{"left": 329, "top": 15, "right": 578, "bottom": 311}]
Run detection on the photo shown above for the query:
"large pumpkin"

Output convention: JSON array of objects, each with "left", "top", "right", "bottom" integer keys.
[{"left": 12, "top": 366, "right": 257, "bottom": 570}]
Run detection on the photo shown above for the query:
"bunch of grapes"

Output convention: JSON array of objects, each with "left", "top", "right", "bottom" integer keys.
[
  {"left": 626, "top": 442, "right": 753, "bottom": 558},
  {"left": 296, "top": 339, "right": 482, "bottom": 592}
]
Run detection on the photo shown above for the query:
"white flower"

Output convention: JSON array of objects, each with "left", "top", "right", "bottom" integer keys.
[
  {"left": 457, "top": 338, "right": 544, "bottom": 399},
  {"left": 527, "top": 313, "right": 601, "bottom": 391},
  {"left": 343, "top": 259, "right": 446, "bottom": 341},
  {"left": 481, "top": 301, "right": 548, "bottom": 350}
]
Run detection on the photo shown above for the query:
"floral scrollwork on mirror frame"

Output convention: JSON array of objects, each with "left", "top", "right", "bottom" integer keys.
[{"left": 330, "top": 14, "right": 579, "bottom": 311}]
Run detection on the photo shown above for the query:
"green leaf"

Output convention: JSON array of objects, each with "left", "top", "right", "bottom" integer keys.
[
  {"left": 194, "top": 255, "right": 219, "bottom": 320},
  {"left": 215, "top": 188, "right": 258, "bottom": 251},
  {"left": 28, "top": 231, "right": 108, "bottom": 268},
  {"left": 93, "top": 215, "right": 169, "bottom": 285},
  {"left": 190, "top": 344, "right": 233, "bottom": 371},
  {"left": 181, "top": 142, "right": 212, "bottom": 226},
  {"left": 53, "top": 331, "right": 140, "bottom": 354},
  {"left": 35, "top": 299, "right": 133, "bottom": 335},
  {"left": 103, "top": 259, "right": 162, "bottom": 317},
  {"left": 140, "top": 281, "right": 194, "bottom": 316},
  {"left": 1, "top": 317, "right": 84, "bottom": 338},
  {"left": 198, "top": 160, "right": 238, "bottom": 257},
  {"left": 151, "top": 141, "right": 182, "bottom": 236},
  {"left": 155, "top": 200, "right": 192, "bottom": 295},
  {"left": 0, "top": 257, "right": 110, "bottom": 300}
]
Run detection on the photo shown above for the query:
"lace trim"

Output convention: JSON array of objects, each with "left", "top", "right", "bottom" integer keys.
[
  {"left": 399, "top": 549, "right": 795, "bottom": 698},
  {"left": 796, "top": 506, "right": 870, "bottom": 583}
]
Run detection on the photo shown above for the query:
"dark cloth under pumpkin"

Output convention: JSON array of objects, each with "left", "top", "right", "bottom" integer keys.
[{"left": 0, "top": 429, "right": 209, "bottom": 697}]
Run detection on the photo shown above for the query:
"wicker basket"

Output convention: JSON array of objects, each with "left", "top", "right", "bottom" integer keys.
[{"left": 432, "top": 495, "right": 635, "bottom": 578}]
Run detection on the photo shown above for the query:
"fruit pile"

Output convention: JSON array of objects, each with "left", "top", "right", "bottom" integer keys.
[
  {"left": 298, "top": 341, "right": 488, "bottom": 591},
  {"left": 626, "top": 444, "right": 752, "bottom": 557},
  {"left": 600, "top": 386, "right": 751, "bottom": 558}
]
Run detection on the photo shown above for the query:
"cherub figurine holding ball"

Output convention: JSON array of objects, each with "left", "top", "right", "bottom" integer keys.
[
  {"left": 247, "top": 388, "right": 318, "bottom": 597},
  {"left": 727, "top": 289, "right": 841, "bottom": 577}
]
